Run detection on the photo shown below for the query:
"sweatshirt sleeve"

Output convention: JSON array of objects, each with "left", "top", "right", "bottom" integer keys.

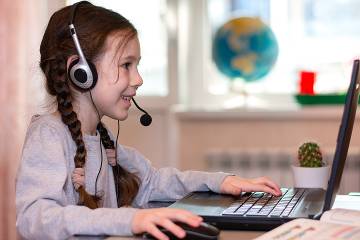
[
  {"left": 116, "top": 145, "right": 231, "bottom": 208},
  {"left": 16, "top": 121, "right": 139, "bottom": 240}
]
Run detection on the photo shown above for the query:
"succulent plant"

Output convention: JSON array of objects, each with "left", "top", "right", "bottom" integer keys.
[{"left": 298, "top": 142, "right": 324, "bottom": 167}]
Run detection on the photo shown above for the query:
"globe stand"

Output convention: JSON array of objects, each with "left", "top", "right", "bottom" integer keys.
[{"left": 228, "top": 79, "right": 250, "bottom": 108}]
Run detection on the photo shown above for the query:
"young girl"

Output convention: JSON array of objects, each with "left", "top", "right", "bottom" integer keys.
[{"left": 15, "top": 2, "right": 281, "bottom": 240}]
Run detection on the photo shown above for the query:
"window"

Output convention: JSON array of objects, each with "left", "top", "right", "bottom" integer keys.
[
  {"left": 66, "top": 0, "right": 360, "bottom": 109},
  {"left": 66, "top": 0, "right": 168, "bottom": 97},
  {"left": 179, "top": 0, "right": 360, "bottom": 109}
]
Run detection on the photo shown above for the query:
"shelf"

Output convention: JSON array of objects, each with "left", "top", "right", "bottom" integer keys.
[{"left": 295, "top": 94, "right": 360, "bottom": 105}]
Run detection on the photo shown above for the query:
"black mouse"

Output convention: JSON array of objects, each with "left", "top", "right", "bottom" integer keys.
[{"left": 143, "top": 222, "right": 220, "bottom": 240}]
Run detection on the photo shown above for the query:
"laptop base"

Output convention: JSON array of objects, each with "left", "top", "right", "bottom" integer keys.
[{"left": 169, "top": 189, "right": 326, "bottom": 231}]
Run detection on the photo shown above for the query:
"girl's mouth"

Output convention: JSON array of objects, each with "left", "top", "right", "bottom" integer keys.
[{"left": 121, "top": 96, "right": 131, "bottom": 102}]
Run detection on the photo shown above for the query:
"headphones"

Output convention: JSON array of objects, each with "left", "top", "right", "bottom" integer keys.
[{"left": 68, "top": 1, "right": 98, "bottom": 91}]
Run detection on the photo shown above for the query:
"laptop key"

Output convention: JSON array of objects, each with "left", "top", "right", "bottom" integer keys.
[
  {"left": 281, "top": 211, "right": 291, "bottom": 217},
  {"left": 246, "top": 211, "right": 269, "bottom": 216},
  {"left": 269, "top": 211, "right": 283, "bottom": 217},
  {"left": 258, "top": 208, "right": 273, "bottom": 215},
  {"left": 222, "top": 206, "right": 239, "bottom": 215},
  {"left": 246, "top": 210, "right": 260, "bottom": 215}
]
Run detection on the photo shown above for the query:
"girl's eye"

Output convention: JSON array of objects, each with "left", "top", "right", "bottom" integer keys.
[{"left": 122, "top": 62, "right": 131, "bottom": 70}]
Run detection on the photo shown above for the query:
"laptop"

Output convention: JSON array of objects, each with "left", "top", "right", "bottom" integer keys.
[{"left": 168, "top": 59, "right": 360, "bottom": 231}]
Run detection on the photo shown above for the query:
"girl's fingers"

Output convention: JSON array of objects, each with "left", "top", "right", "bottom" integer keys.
[
  {"left": 257, "top": 185, "right": 278, "bottom": 196},
  {"left": 146, "top": 224, "right": 169, "bottom": 240},
  {"left": 255, "top": 177, "right": 281, "bottom": 195},
  {"left": 242, "top": 183, "right": 277, "bottom": 196},
  {"left": 172, "top": 210, "right": 203, "bottom": 227},
  {"left": 156, "top": 219, "right": 185, "bottom": 239},
  {"left": 162, "top": 209, "right": 202, "bottom": 230},
  {"left": 224, "top": 176, "right": 282, "bottom": 196},
  {"left": 263, "top": 180, "right": 281, "bottom": 195}
]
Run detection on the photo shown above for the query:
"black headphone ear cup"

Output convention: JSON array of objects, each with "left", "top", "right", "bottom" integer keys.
[
  {"left": 87, "top": 60, "right": 98, "bottom": 89},
  {"left": 67, "top": 58, "right": 98, "bottom": 91}
]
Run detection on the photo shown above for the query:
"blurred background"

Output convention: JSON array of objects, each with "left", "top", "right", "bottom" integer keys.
[{"left": 1, "top": 0, "right": 360, "bottom": 238}]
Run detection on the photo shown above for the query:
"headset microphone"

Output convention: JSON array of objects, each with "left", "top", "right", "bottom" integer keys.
[{"left": 131, "top": 98, "right": 152, "bottom": 126}]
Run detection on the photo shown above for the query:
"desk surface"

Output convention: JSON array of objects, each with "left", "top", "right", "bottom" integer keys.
[{"left": 106, "top": 231, "right": 265, "bottom": 240}]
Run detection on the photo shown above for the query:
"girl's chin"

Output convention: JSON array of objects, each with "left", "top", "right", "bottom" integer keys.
[{"left": 106, "top": 111, "right": 128, "bottom": 121}]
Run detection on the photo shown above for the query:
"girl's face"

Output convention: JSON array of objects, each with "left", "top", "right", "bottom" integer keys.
[{"left": 92, "top": 32, "right": 143, "bottom": 120}]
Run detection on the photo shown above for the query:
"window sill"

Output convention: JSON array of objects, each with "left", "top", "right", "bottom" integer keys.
[{"left": 172, "top": 104, "right": 357, "bottom": 121}]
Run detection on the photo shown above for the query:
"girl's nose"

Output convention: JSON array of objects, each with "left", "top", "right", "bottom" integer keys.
[{"left": 131, "top": 71, "right": 143, "bottom": 88}]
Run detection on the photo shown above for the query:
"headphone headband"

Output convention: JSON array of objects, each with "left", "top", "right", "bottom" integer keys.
[{"left": 69, "top": 1, "right": 91, "bottom": 25}]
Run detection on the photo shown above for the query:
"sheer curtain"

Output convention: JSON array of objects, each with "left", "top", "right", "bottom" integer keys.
[{"left": 0, "top": 0, "right": 61, "bottom": 238}]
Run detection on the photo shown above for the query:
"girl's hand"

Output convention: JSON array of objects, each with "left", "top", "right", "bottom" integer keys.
[
  {"left": 220, "top": 176, "right": 282, "bottom": 196},
  {"left": 131, "top": 208, "right": 203, "bottom": 240}
]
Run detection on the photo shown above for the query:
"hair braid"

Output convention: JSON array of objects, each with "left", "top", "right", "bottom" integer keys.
[
  {"left": 49, "top": 55, "right": 99, "bottom": 209},
  {"left": 97, "top": 122, "right": 140, "bottom": 207}
]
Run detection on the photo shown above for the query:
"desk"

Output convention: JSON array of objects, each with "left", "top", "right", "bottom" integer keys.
[
  {"left": 71, "top": 194, "right": 359, "bottom": 240},
  {"left": 331, "top": 195, "right": 360, "bottom": 210}
]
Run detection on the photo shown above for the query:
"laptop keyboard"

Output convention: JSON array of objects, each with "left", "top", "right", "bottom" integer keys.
[{"left": 222, "top": 188, "right": 305, "bottom": 217}]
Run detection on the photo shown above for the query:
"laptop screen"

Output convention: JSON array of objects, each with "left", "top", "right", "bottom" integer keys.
[{"left": 323, "top": 59, "right": 360, "bottom": 211}]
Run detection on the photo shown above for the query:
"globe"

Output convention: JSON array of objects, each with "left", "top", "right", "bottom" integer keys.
[{"left": 212, "top": 17, "right": 279, "bottom": 82}]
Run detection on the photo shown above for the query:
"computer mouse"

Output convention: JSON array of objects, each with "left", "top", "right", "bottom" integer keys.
[{"left": 143, "top": 222, "right": 220, "bottom": 240}]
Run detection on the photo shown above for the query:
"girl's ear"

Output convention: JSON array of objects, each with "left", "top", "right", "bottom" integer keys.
[{"left": 67, "top": 55, "right": 79, "bottom": 70}]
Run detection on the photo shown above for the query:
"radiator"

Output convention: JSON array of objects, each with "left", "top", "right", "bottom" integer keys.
[{"left": 205, "top": 148, "right": 360, "bottom": 194}]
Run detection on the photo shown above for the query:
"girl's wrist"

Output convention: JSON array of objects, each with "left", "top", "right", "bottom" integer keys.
[{"left": 207, "top": 172, "right": 235, "bottom": 193}]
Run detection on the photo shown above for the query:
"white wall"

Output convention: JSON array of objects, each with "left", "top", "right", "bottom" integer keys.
[{"left": 105, "top": 107, "right": 360, "bottom": 175}]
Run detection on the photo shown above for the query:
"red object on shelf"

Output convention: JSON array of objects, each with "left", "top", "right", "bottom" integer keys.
[{"left": 299, "top": 71, "right": 316, "bottom": 95}]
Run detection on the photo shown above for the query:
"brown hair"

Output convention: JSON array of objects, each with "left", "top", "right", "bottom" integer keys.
[{"left": 39, "top": 2, "right": 140, "bottom": 209}]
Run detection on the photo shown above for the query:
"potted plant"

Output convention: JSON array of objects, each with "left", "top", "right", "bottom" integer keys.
[{"left": 291, "top": 142, "right": 330, "bottom": 189}]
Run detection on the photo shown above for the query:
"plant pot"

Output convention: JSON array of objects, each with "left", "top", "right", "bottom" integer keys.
[{"left": 291, "top": 165, "right": 330, "bottom": 189}]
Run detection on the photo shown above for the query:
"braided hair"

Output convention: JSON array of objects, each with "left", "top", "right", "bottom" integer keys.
[
  {"left": 97, "top": 122, "right": 140, "bottom": 207},
  {"left": 39, "top": 3, "right": 140, "bottom": 208}
]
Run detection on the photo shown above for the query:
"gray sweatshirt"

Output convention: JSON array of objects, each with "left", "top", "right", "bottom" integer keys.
[{"left": 15, "top": 114, "right": 229, "bottom": 240}]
